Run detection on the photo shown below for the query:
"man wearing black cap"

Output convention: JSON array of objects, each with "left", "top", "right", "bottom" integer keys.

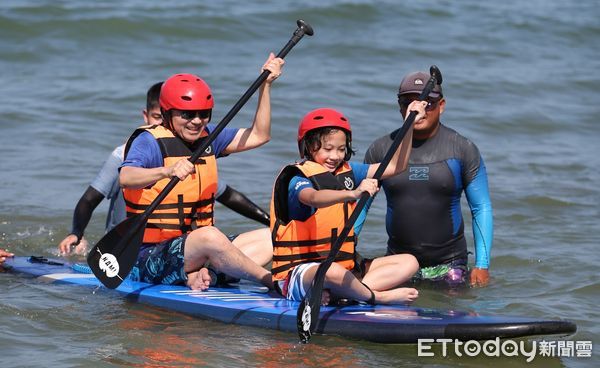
[{"left": 362, "top": 71, "right": 494, "bottom": 287}]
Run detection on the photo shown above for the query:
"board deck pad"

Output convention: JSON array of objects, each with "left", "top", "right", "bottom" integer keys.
[{"left": 4, "top": 256, "right": 576, "bottom": 343}]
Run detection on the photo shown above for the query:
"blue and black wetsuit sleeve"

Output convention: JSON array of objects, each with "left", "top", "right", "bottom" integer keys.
[{"left": 464, "top": 156, "right": 493, "bottom": 269}]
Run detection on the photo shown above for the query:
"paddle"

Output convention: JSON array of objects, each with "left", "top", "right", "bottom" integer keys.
[
  {"left": 296, "top": 65, "right": 443, "bottom": 343},
  {"left": 88, "top": 20, "right": 314, "bottom": 289}
]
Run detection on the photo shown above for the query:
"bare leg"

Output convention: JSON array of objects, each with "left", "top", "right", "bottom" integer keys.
[
  {"left": 361, "top": 254, "right": 419, "bottom": 290},
  {"left": 362, "top": 254, "right": 420, "bottom": 303},
  {"left": 183, "top": 226, "right": 273, "bottom": 290},
  {"left": 301, "top": 260, "right": 419, "bottom": 305},
  {"left": 298, "top": 264, "right": 335, "bottom": 305},
  {"left": 300, "top": 263, "right": 374, "bottom": 303},
  {"left": 232, "top": 228, "right": 272, "bottom": 267}
]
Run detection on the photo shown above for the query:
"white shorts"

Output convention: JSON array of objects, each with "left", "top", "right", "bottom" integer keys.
[{"left": 276, "top": 262, "right": 319, "bottom": 301}]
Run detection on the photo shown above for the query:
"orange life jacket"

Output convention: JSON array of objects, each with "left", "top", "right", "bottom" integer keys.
[
  {"left": 270, "top": 160, "right": 357, "bottom": 281},
  {"left": 123, "top": 125, "right": 218, "bottom": 243}
]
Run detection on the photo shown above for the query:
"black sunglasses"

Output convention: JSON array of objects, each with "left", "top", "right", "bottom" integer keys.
[
  {"left": 177, "top": 109, "right": 212, "bottom": 120},
  {"left": 398, "top": 96, "right": 442, "bottom": 111}
]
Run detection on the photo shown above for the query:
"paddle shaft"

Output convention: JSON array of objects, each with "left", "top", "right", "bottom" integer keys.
[
  {"left": 298, "top": 66, "right": 442, "bottom": 343},
  {"left": 109, "top": 22, "right": 313, "bottom": 259},
  {"left": 140, "top": 27, "right": 311, "bottom": 220},
  {"left": 88, "top": 20, "right": 314, "bottom": 289}
]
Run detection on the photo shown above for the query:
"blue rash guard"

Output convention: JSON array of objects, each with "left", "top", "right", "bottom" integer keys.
[{"left": 361, "top": 124, "right": 493, "bottom": 269}]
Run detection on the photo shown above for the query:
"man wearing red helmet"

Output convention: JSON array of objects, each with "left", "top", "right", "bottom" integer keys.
[
  {"left": 269, "top": 104, "right": 426, "bottom": 305},
  {"left": 57, "top": 81, "right": 271, "bottom": 257},
  {"left": 119, "top": 54, "right": 283, "bottom": 290}
]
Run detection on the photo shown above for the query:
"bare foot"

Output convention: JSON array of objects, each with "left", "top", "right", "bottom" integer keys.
[
  {"left": 374, "top": 287, "right": 419, "bottom": 304},
  {"left": 186, "top": 268, "right": 212, "bottom": 290}
]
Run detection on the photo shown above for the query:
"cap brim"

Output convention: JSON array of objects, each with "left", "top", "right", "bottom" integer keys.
[{"left": 398, "top": 90, "right": 442, "bottom": 98}]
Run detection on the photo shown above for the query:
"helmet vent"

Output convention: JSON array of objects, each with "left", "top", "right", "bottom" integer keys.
[
  {"left": 314, "top": 116, "right": 323, "bottom": 120},
  {"left": 206, "top": 94, "right": 212, "bottom": 100},
  {"left": 340, "top": 117, "right": 347, "bottom": 121},
  {"left": 181, "top": 96, "right": 192, "bottom": 101}
]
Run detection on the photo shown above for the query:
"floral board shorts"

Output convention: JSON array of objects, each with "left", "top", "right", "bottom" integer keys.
[
  {"left": 413, "top": 258, "right": 469, "bottom": 286},
  {"left": 129, "top": 235, "right": 189, "bottom": 285},
  {"left": 129, "top": 233, "right": 240, "bottom": 285}
]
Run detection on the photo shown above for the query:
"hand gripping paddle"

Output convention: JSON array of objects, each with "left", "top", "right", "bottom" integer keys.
[{"left": 88, "top": 20, "right": 314, "bottom": 289}]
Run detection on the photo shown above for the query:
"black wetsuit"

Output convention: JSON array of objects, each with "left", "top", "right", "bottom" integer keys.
[{"left": 361, "top": 124, "right": 493, "bottom": 269}]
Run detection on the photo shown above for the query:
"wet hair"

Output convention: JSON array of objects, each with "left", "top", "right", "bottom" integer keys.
[
  {"left": 146, "top": 81, "right": 163, "bottom": 111},
  {"left": 300, "top": 127, "right": 354, "bottom": 162}
]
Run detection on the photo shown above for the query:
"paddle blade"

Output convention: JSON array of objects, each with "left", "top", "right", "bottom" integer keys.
[
  {"left": 297, "top": 284, "right": 324, "bottom": 343},
  {"left": 87, "top": 214, "right": 146, "bottom": 289}
]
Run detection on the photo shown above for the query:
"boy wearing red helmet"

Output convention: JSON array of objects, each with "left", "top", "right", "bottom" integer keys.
[
  {"left": 120, "top": 54, "right": 283, "bottom": 290},
  {"left": 270, "top": 104, "right": 426, "bottom": 305}
]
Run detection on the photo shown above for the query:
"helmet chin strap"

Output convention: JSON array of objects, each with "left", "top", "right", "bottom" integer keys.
[
  {"left": 160, "top": 109, "right": 175, "bottom": 132},
  {"left": 298, "top": 139, "right": 307, "bottom": 159}
]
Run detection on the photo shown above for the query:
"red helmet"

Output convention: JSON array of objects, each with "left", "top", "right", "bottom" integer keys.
[
  {"left": 297, "top": 108, "right": 353, "bottom": 160},
  {"left": 159, "top": 73, "right": 214, "bottom": 111},
  {"left": 297, "top": 108, "right": 352, "bottom": 142}
]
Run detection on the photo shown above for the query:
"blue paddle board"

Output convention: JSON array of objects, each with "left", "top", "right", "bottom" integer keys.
[{"left": 3, "top": 256, "right": 576, "bottom": 343}]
